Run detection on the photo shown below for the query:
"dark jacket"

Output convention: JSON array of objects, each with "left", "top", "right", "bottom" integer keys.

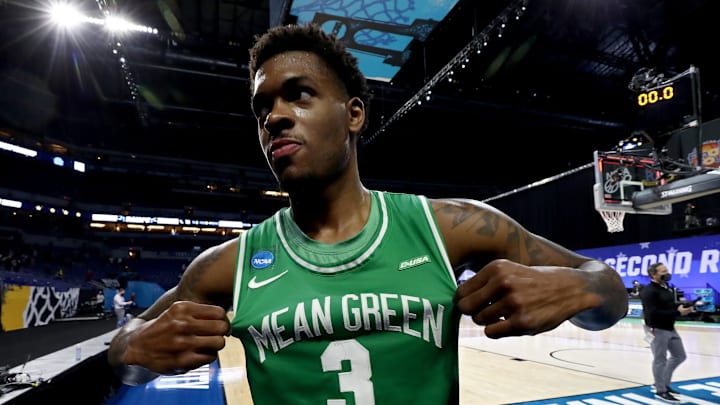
[{"left": 639, "top": 282, "right": 678, "bottom": 331}]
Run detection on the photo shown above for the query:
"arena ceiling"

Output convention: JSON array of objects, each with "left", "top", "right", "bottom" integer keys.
[{"left": 1, "top": 0, "right": 719, "bottom": 202}]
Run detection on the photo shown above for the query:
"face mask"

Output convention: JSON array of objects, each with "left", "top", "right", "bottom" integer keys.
[{"left": 661, "top": 274, "right": 672, "bottom": 282}]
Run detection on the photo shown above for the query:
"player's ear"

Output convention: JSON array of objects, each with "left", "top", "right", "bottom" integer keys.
[{"left": 347, "top": 97, "right": 365, "bottom": 136}]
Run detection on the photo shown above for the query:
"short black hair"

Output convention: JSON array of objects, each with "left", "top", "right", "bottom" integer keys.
[
  {"left": 248, "top": 23, "right": 371, "bottom": 134},
  {"left": 647, "top": 263, "right": 663, "bottom": 276}
]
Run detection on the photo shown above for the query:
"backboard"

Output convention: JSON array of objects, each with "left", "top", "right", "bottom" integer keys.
[{"left": 593, "top": 150, "right": 672, "bottom": 216}]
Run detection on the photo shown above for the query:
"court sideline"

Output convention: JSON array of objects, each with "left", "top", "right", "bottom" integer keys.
[{"left": 3, "top": 316, "right": 719, "bottom": 404}]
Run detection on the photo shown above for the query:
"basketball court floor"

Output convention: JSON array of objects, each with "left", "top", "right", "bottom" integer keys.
[{"left": 3, "top": 315, "right": 719, "bottom": 404}]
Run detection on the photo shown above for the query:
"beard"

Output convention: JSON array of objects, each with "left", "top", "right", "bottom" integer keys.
[
  {"left": 274, "top": 148, "right": 351, "bottom": 195},
  {"left": 277, "top": 164, "right": 344, "bottom": 196}
]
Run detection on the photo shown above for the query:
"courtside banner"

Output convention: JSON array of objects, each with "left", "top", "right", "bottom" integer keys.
[{"left": 577, "top": 234, "right": 720, "bottom": 305}]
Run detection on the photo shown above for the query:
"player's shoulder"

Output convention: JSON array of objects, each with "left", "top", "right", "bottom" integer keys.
[
  {"left": 193, "top": 237, "right": 241, "bottom": 270},
  {"left": 428, "top": 196, "right": 496, "bottom": 214},
  {"left": 182, "top": 237, "right": 241, "bottom": 299},
  {"left": 427, "top": 197, "right": 521, "bottom": 238},
  {"left": 372, "top": 189, "right": 432, "bottom": 212},
  {"left": 216, "top": 236, "right": 240, "bottom": 252}
]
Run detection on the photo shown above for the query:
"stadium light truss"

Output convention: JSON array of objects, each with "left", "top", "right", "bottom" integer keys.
[{"left": 363, "top": 0, "right": 529, "bottom": 144}]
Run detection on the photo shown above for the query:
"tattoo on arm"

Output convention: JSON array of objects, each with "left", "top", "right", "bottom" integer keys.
[
  {"left": 505, "top": 226, "right": 521, "bottom": 260},
  {"left": 523, "top": 232, "right": 545, "bottom": 263},
  {"left": 439, "top": 202, "right": 499, "bottom": 236},
  {"left": 178, "top": 244, "right": 227, "bottom": 304},
  {"left": 501, "top": 223, "right": 544, "bottom": 264},
  {"left": 437, "top": 200, "right": 584, "bottom": 267},
  {"left": 523, "top": 233, "right": 584, "bottom": 267}
]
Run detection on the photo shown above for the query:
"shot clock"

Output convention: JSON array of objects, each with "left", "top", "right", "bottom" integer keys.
[
  {"left": 636, "top": 85, "right": 675, "bottom": 107},
  {"left": 631, "top": 66, "right": 701, "bottom": 141}
]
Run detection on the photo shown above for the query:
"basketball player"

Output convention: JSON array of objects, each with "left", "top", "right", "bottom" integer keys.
[{"left": 108, "top": 23, "right": 629, "bottom": 403}]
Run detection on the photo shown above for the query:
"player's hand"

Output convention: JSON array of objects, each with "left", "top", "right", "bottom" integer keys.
[
  {"left": 123, "top": 301, "right": 231, "bottom": 374},
  {"left": 454, "top": 259, "right": 599, "bottom": 339}
]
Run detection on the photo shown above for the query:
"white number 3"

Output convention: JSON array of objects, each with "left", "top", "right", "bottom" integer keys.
[{"left": 320, "top": 339, "right": 376, "bottom": 405}]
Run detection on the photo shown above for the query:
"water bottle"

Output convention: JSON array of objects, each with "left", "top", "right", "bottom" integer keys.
[{"left": 75, "top": 344, "right": 81, "bottom": 361}]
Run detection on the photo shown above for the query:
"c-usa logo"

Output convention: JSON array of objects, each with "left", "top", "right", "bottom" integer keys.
[{"left": 251, "top": 250, "right": 274, "bottom": 269}]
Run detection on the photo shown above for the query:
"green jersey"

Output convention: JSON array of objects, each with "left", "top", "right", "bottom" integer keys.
[{"left": 230, "top": 190, "right": 461, "bottom": 404}]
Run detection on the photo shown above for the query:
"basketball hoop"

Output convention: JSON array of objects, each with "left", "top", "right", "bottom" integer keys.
[
  {"left": 592, "top": 153, "right": 673, "bottom": 233},
  {"left": 599, "top": 209, "right": 626, "bottom": 233}
]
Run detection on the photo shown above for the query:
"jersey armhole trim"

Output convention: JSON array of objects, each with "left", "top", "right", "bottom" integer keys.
[
  {"left": 419, "top": 196, "right": 457, "bottom": 285},
  {"left": 232, "top": 231, "right": 248, "bottom": 313}
]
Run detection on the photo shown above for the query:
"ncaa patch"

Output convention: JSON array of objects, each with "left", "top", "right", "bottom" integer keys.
[{"left": 251, "top": 250, "right": 274, "bottom": 269}]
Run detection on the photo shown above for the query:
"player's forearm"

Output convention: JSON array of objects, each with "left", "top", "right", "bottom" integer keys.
[
  {"left": 108, "top": 289, "right": 178, "bottom": 375},
  {"left": 569, "top": 260, "right": 628, "bottom": 330},
  {"left": 107, "top": 317, "right": 146, "bottom": 368},
  {"left": 107, "top": 317, "right": 164, "bottom": 386}
]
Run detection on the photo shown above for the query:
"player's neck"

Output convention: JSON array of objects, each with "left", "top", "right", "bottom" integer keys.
[{"left": 290, "top": 182, "right": 371, "bottom": 244}]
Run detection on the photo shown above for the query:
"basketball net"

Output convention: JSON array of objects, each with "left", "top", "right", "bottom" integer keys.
[{"left": 599, "top": 209, "right": 626, "bottom": 233}]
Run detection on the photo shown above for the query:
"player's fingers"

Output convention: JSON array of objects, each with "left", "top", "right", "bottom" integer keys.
[
  {"left": 471, "top": 302, "right": 506, "bottom": 327},
  {"left": 186, "top": 318, "right": 231, "bottom": 337},
  {"left": 455, "top": 270, "right": 489, "bottom": 301},
  {"left": 455, "top": 274, "right": 507, "bottom": 315},
  {"left": 188, "top": 303, "right": 229, "bottom": 320},
  {"left": 482, "top": 319, "right": 516, "bottom": 339},
  {"left": 455, "top": 292, "right": 490, "bottom": 316},
  {"left": 165, "top": 351, "right": 221, "bottom": 375},
  {"left": 167, "top": 301, "right": 227, "bottom": 320},
  {"left": 193, "top": 334, "right": 228, "bottom": 352},
  {"left": 166, "top": 334, "right": 227, "bottom": 355}
]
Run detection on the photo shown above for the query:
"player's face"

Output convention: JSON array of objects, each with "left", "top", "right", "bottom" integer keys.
[{"left": 251, "top": 51, "right": 360, "bottom": 190}]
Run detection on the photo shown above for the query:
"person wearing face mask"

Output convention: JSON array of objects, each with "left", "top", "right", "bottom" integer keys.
[{"left": 639, "top": 262, "right": 695, "bottom": 402}]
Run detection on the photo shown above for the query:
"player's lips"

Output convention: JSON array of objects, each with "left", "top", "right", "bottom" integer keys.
[{"left": 270, "top": 139, "right": 300, "bottom": 160}]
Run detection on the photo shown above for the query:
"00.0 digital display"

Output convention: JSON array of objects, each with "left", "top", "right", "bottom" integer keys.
[{"left": 637, "top": 85, "right": 674, "bottom": 106}]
